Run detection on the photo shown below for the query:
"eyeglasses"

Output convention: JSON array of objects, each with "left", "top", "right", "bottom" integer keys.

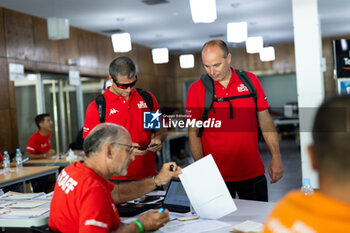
[
  {"left": 111, "top": 75, "right": 137, "bottom": 89},
  {"left": 112, "top": 142, "right": 136, "bottom": 155}
]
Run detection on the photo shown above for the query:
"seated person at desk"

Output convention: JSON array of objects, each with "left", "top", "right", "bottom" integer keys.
[
  {"left": 26, "top": 113, "right": 56, "bottom": 159},
  {"left": 263, "top": 95, "right": 350, "bottom": 233},
  {"left": 49, "top": 123, "right": 181, "bottom": 233}
]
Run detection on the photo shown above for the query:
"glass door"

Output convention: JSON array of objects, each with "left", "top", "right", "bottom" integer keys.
[
  {"left": 15, "top": 73, "right": 101, "bottom": 154},
  {"left": 41, "top": 73, "right": 83, "bottom": 153}
]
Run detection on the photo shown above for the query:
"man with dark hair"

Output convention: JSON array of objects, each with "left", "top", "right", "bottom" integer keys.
[
  {"left": 186, "top": 39, "right": 283, "bottom": 201},
  {"left": 49, "top": 123, "right": 180, "bottom": 233},
  {"left": 84, "top": 56, "right": 165, "bottom": 182},
  {"left": 26, "top": 113, "right": 56, "bottom": 159},
  {"left": 263, "top": 95, "right": 350, "bottom": 232}
]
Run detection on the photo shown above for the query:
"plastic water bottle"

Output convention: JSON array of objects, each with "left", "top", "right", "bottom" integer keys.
[
  {"left": 301, "top": 178, "right": 314, "bottom": 195},
  {"left": 15, "top": 148, "right": 23, "bottom": 170},
  {"left": 2, "top": 151, "right": 11, "bottom": 173}
]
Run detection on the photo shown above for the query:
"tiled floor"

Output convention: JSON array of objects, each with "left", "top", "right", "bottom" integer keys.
[{"left": 260, "top": 138, "right": 302, "bottom": 202}]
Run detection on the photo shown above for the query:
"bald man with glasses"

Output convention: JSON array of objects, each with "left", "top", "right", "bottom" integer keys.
[
  {"left": 49, "top": 123, "right": 181, "bottom": 233},
  {"left": 83, "top": 56, "right": 165, "bottom": 182}
]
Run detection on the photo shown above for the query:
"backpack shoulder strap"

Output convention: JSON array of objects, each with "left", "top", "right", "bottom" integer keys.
[
  {"left": 136, "top": 88, "right": 154, "bottom": 111},
  {"left": 235, "top": 69, "right": 257, "bottom": 106},
  {"left": 95, "top": 94, "right": 106, "bottom": 123},
  {"left": 199, "top": 74, "right": 215, "bottom": 137}
]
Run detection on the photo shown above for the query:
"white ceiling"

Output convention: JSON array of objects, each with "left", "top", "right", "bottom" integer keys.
[{"left": 0, "top": 0, "right": 349, "bottom": 53}]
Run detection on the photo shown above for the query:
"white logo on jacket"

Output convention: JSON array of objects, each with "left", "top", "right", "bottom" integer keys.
[
  {"left": 109, "top": 108, "right": 118, "bottom": 116},
  {"left": 138, "top": 101, "right": 148, "bottom": 109},
  {"left": 237, "top": 84, "right": 249, "bottom": 92}
]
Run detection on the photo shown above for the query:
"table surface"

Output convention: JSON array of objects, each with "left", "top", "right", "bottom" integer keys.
[
  {"left": 125, "top": 199, "right": 276, "bottom": 233},
  {"left": 0, "top": 198, "right": 275, "bottom": 230},
  {"left": 0, "top": 166, "right": 60, "bottom": 185},
  {"left": 25, "top": 151, "right": 85, "bottom": 166}
]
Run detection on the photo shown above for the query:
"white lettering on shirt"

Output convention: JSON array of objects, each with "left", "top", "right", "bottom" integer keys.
[
  {"left": 237, "top": 84, "right": 248, "bottom": 92},
  {"left": 137, "top": 101, "right": 147, "bottom": 109},
  {"left": 85, "top": 219, "right": 108, "bottom": 228},
  {"left": 109, "top": 108, "right": 119, "bottom": 116},
  {"left": 57, "top": 169, "right": 78, "bottom": 194}
]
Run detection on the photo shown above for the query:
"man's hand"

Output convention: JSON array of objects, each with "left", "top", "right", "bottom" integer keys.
[
  {"left": 132, "top": 143, "right": 148, "bottom": 156},
  {"left": 147, "top": 137, "right": 162, "bottom": 152},
  {"left": 47, "top": 149, "right": 56, "bottom": 156},
  {"left": 155, "top": 162, "right": 182, "bottom": 186},
  {"left": 138, "top": 209, "right": 170, "bottom": 231},
  {"left": 269, "top": 156, "right": 284, "bottom": 184}
]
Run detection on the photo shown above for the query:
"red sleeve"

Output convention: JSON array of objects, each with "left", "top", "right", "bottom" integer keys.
[
  {"left": 186, "top": 81, "right": 203, "bottom": 121},
  {"left": 26, "top": 133, "right": 38, "bottom": 154},
  {"left": 78, "top": 187, "right": 120, "bottom": 233},
  {"left": 0, "top": 153, "right": 3, "bottom": 163},
  {"left": 247, "top": 72, "right": 269, "bottom": 112},
  {"left": 83, "top": 101, "right": 100, "bottom": 138}
]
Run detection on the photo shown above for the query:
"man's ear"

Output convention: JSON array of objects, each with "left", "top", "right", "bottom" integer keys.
[
  {"left": 105, "top": 144, "right": 113, "bottom": 159},
  {"left": 307, "top": 145, "right": 318, "bottom": 171}
]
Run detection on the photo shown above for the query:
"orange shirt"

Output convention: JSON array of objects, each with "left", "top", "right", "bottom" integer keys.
[{"left": 263, "top": 191, "right": 350, "bottom": 233}]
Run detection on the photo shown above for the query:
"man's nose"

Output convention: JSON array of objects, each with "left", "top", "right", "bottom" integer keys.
[{"left": 210, "top": 67, "right": 215, "bottom": 75}]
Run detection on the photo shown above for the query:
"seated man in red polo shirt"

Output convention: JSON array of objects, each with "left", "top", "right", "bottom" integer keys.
[
  {"left": 26, "top": 113, "right": 56, "bottom": 159},
  {"left": 49, "top": 123, "right": 181, "bottom": 233}
]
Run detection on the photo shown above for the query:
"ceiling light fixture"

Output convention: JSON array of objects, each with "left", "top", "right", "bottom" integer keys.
[
  {"left": 111, "top": 33, "right": 132, "bottom": 53},
  {"left": 189, "top": 0, "right": 217, "bottom": 23},
  {"left": 180, "top": 54, "right": 195, "bottom": 69},
  {"left": 227, "top": 22, "right": 247, "bottom": 43},
  {"left": 246, "top": 36, "right": 263, "bottom": 54},
  {"left": 259, "top": 46, "right": 275, "bottom": 62},
  {"left": 47, "top": 17, "right": 70, "bottom": 40},
  {"left": 152, "top": 48, "right": 169, "bottom": 64}
]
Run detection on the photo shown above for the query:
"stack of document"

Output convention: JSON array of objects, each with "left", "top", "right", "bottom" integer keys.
[
  {"left": 0, "top": 208, "right": 49, "bottom": 218},
  {"left": 0, "top": 191, "right": 45, "bottom": 201},
  {"left": 0, "top": 191, "right": 50, "bottom": 218}
]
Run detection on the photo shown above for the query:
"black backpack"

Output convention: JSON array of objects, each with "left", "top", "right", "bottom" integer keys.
[
  {"left": 198, "top": 69, "right": 257, "bottom": 137},
  {"left": 96, "top": 88, "right": 154, "bottom": 123}
]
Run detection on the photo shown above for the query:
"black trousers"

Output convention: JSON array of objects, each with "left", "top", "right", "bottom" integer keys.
[{"left": 225, "top": 174, "right": 268, "bottom": 202}]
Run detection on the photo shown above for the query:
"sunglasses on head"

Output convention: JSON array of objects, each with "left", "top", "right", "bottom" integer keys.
[{"left": 112, "top": 75, "right": 137, "bottom": 89}]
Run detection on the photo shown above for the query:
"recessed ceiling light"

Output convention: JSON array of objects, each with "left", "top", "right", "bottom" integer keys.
[
  {"left": 231, "top": 3, "right": 240, "bottom": 8},
  {"left": 116, "top": 17, "right": 125, "bottom": 22}
]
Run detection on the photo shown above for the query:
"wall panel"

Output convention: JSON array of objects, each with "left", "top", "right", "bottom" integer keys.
[
  {"left": 32, "top": 16, "right": 59, "bottom": 63},
  {"left": 4, "top": 9, "right": 34, "bottom": 60},
  {"left": 0, "top": 9, "right": 6, "bottom": 57},
  {"left": 0, "top": 58, "right": 9, "bottom": 110}
]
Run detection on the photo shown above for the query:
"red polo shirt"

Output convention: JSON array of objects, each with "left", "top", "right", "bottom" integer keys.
[
  {"left": 49, "top": 162, "right": 121, "bottom": 233},
  {"left": 186, "top": 68, "right": 269, "bottom": 181},
  {"left": 26, "top": 131, "right": 52, "bottom": 154},
  {"left": 83, "top": 88, "right": 159, "bottom": 180}
]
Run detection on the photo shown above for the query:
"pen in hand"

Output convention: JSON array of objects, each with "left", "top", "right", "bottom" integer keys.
[{"left": 158, "top": 207, "right": 164, "bottom": 213}]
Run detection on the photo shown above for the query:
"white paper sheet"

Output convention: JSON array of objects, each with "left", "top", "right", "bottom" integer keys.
[
  {"left": 179, "top": 154, "right": 237, "bottom": 219},
  {"left": 1, "top": 200, "right": 49, "bottom": 209},
  {"left": 160, "top": 219, "right": 230, "bottom": 233},
  {"left": 0, "top": 208, "right": 49, "bottom": 218},
  {"left": 231, "top": 220, "right": 264, "bottom": 232},
  {"left": 0, "top": 192, "right": 45, "bottom": 201}
]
